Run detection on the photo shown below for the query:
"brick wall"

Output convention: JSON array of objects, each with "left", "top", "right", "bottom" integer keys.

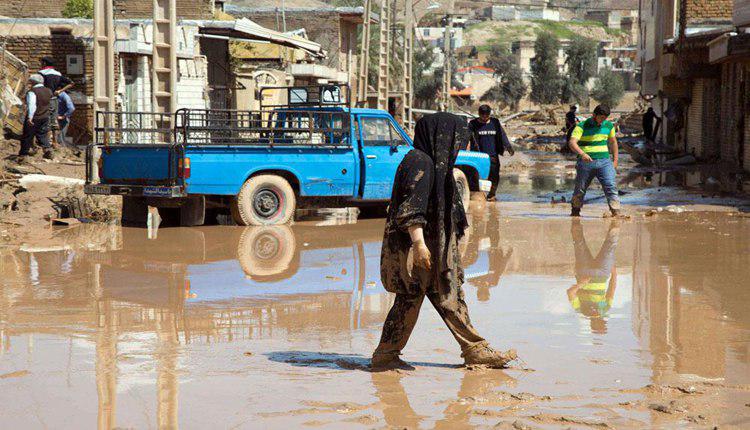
[
  {"left": 0, "top": 1, "right": 65, "bottom": 18},
  {"left": 113, "top": 0, "right": 214, "bottom": 19},
  {"left": 685, "top": 0, "right": 733, "bottom": 23},
  {"left": 230, "top": 11, "right": 343, "bottom": 70},
  {"left": 0, "top": 34, "right": 118, "bottom": 144}
]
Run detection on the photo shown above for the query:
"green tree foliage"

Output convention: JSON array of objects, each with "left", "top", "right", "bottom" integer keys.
[
  {"left": 530, "top": 32, "right": 562, "bottom": 105},
  {"left": 481, "top": 45, "right": 527, "bottom": 110},
  {"left": 562, "top": 36, "right": 597, "bottom": 104},
  {"left": 561, "top": 78, "right": 588, "bottom": 105},
  {"left": 62, "top": 0, "right": 93, "bottom": 19},
  {"left": 591, "top": 70, "right": 625, "bottom": 108},
  {"left": 413, "top": 45, "right": 442, "bottom": 109}
]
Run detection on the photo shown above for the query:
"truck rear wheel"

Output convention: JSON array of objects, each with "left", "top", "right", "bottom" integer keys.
[
  {"left": 231, "top": 174, "right": 296, "bottom": 226},
  {"left": 453, "top": 169, "right": 470, "bottom": 209}
]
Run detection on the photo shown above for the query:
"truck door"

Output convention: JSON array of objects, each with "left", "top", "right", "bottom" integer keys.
[{"left": 358, "top": 116, "right": 410, "bottom": 200}]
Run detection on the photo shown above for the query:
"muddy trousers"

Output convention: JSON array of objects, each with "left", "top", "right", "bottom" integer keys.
[{"left": 373, "top": 287, "right": 487, "bottom": 358}]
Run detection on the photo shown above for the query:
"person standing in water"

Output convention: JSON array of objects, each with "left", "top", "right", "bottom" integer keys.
[
  {"left": 467, "top": 105, "right": 515, "bottom": 201},
  {"left": 372, "top": 112, "right": 517, "bottom": 371},
  {"left": 568, "top": 104, "right": 621, "bottom": 217}
]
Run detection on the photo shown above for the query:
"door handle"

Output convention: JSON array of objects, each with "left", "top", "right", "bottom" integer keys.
[{"left": 366, "top": 155, "right": 377, "bottom": 159}]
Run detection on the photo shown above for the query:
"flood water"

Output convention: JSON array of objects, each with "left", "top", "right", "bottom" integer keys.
[{"left": 1, "top": 204, "right": 749, "bottom": 428}]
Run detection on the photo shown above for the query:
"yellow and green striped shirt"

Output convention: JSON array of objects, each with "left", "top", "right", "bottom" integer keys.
[{"left": 570, "top": 118, "right": 615, "bottom": 160}]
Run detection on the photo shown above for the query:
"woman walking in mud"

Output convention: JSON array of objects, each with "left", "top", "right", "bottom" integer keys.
[{"left": 372, "top": 112, "right": 517, "bottom": 371}]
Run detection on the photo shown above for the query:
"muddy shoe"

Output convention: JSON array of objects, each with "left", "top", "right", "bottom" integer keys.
[
  {"left": 462, "top": 343, "right": 517, "bottom": 369},
  {"left": 371, "top": 354, "right": 415, "bottom": 371},
  {"left": 42, "top": 150, "right": 54, "bottom": 160},
  {"left": 610, "top": 209, "right": 621, "bottom": 217},
  {"left": 571, "top": 208, "right": 581, "bottom": 217}
]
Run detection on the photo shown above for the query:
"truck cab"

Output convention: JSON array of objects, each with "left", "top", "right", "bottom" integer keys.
[{"left": 85, "top": 85, "right": 491, "bottom": 226}]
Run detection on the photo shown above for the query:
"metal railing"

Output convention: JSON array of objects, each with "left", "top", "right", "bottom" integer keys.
[
  {"left": 178, "top": 108, "right": 350, "bottom": 147},
  {"left": 95, "top": 111, "right": 178, "bottom": 146}
]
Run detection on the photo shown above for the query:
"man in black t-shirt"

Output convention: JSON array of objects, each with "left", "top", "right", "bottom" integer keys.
[
  {"left": 468, "top": 105, "right": 514, "bottom": 201},
  {"left": 39, "top": 57, "right": 74, "bottom": 141}
]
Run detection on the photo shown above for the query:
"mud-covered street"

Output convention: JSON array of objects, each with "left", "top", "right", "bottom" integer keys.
[{"left": 1, "top": 201, "right": 749, "bottom": 429}]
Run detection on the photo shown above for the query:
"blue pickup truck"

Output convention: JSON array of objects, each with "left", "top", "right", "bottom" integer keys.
[{"left": 84, "top": 85, "right": 491, "bottom": 226}]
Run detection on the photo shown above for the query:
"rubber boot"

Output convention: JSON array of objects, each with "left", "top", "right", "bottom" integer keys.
[
  {"left": 462, "top": 342, "right": 517, "bottom": 368},
  {"left": 371, "top": 353, "right": 416, "bottom": 371}
]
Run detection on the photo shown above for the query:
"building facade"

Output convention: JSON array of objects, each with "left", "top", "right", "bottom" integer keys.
[{"left": 639, "top": 0, "right": 750, "bottom": 176}]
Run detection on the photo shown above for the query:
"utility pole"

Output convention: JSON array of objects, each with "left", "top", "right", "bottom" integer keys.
[
  {"left": 152, "top": 0, "right": 177, "bottom": 122},
  {"left": 441, "top": 4, "right": 453, "bottom": 112},
  {"left": 93, "top": 0, "right": 116, "bottom": 120},
  {"left": 357, "top": 0, "right": 371, "bottom": 106},
  {"left": 376, "top": 0, "right": 392, "bottom": 111},
  {"left": 401, "top": 0, "right": 414, "bottom": 132}
]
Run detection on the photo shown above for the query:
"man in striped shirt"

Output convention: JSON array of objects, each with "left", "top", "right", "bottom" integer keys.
[{"left": 567, "top": 104, "right": 621, "bottom": 217}]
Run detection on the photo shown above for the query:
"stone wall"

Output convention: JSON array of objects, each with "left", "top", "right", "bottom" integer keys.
[{"left": 685, "top": 0, "right": 733, "bottom": 24}]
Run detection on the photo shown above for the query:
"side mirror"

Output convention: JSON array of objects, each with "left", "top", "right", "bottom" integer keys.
[{"left": 390, "top": 138, "right": 402, "bottom": 150}]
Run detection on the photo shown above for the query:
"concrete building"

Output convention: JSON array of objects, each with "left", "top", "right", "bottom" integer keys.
[
  {"left": 224, "top": 0, "right": 365, "bottom": 96},
  {"left": 482, "top": 5, "right": 560, "bottom": 22},
  {"left": 638, "top": 0, "right": 749, "bottom": 175}
]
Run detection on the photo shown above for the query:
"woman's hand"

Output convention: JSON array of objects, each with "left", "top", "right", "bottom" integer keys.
[{"left": 412, "top": 239, "right": 432, "bottom": 271}]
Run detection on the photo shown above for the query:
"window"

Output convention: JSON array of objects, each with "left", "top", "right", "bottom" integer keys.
[
  {"left": 423, "top": 29, "right": 430, "bottom": 37},
  {"left": 360, "top": 117, "right": 407, "bottom": 146}
]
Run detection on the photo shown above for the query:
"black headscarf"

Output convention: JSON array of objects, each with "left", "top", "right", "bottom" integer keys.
[
  {"left": 412, "top": 112, "right": 469, "bottom": 272},
  {"left": 380, "top": 112, "right": 470, "bottom": 295}
]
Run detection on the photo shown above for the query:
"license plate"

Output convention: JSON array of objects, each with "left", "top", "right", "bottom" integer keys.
[
  {"left": 143, "top": 186, "right": 174, "bottom": 197},
  {"left": 88, "top": 185, "right": 111, "bottom": 195}
]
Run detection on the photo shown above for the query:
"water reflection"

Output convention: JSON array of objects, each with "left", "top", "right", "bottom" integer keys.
[
  {"left": 0, "top": 211, "right": 749, "bottom": 428},
  {"left": 568, "top": 219, "right": 620, "bottom": 334}
]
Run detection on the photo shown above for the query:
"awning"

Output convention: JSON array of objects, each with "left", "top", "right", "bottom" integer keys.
[{"left": 194, "top": 18, "right": 325, "bottom": 58}]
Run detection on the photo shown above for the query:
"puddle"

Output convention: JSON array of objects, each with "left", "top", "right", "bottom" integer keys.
[{"left": 0, "top": 209, "right": 749, "bottom": 428}]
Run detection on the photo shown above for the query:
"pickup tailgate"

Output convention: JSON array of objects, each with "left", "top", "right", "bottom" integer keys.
[
  {"left": 86, "top": 145, "right": 185, "bottom": 197},
  {"left": 101, "top": 145, "right": 178, "bottom": 184}
]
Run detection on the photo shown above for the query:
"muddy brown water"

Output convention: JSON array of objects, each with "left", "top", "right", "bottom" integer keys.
[{"left": 1, "top": 204, "right": 749, "bottom": 429}]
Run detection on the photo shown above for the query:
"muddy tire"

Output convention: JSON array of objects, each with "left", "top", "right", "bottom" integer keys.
[
  {"left": 237, "top": 225, "right": 296, "bottom": 281},
  {"left": 231, "top": 175, "right": 296, "bottom": 226},
  {"left": 454, "top": 169, "right": 470, "bottom": 209}
]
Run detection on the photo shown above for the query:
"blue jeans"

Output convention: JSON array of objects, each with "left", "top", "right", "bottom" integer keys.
[{"left": 571, "top": 158, "right": 620, "bottom": 211}]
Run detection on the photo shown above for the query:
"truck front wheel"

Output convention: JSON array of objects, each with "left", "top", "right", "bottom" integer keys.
[
  {"left": 231, "top": 175, "right": 296, "bottom": 226},
  {"left": 453, "top": 169, "right": 470, "bottom": 209}
]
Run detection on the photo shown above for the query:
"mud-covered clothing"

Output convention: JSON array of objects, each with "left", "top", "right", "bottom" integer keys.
[
  {"left": 374, "top": 268, "right": 486, "bottom": 356},
  {"left": 570, "top": 118, "right": 616, "bottom": 160},
  {"left": 468, "top": 117, "right": 513, "bottom": 157},
  {"left": 380, "top": 112, "right": 468, "bottom": 297},
  {"left": 380, "top": 148, "right": 467, "bottom": 296},
  {"left": 376, "top": 112, "right": 484, "bottom": 357}
]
